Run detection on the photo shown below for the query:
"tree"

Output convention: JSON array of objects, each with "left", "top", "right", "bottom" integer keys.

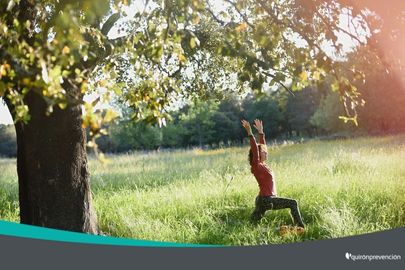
[
  {"left": 180, "top": 100, "right": 218, "bottom": 148},
  {"left": 343, "top": 47, "right": 405, "bottom": 133},
  {"left": 286, "top": 87, "right": 321, "bottom": 137},
  {"left": 162, "top": 122, "right": 187, "bottom": 148},
  {"left": 1, "top": 0, "right": 400, "bottom": 232},
  {"left": 212, "top": 95, "right": 244, "bottom": 145},
  {"left": 242, "top": 94, "right": 284, "bottom": 138},
  {"left": 310, "top": 90, "right": 352, "bottom": 133},
  {"left": 111, "top": 121, "right": 162, "bottom": 151}
]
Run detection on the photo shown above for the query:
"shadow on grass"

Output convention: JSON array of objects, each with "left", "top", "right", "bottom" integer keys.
[
  {"left": 192, "top": 198, "right": 344, "bottom": 245},
  {"left": 193, "top": 206, "right": 313, "bottom": 245},
  {"left": 192, "top": 207, "right": 252, "bottom": 245}
]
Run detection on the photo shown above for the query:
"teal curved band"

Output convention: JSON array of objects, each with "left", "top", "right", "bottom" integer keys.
[{"left": 0, "top": 220, "right": 219, "bottom": 247}]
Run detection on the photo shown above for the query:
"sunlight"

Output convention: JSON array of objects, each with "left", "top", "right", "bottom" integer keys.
[{"left": 0, "top": 98, "right": 12, "bottom": 125}]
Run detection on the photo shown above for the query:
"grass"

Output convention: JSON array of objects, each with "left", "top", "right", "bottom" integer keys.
[{"left": 1, "top": 135, "right": 404, "bottom": 245}]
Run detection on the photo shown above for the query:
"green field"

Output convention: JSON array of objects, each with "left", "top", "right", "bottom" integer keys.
[{"left": 1, "top": 135, "right": 405, "bottom": 245}]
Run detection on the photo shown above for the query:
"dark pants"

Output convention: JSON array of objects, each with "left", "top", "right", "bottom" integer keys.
[{"left": 251, "top": 196, "right": 305, "bottom": 228}]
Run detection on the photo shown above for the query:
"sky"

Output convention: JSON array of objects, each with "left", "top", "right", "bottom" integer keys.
[
  {"left": 0, "top": 99, "right": 13, "bottom": 125},
  {"left": 0, "top": 1, "right": 364, "bottom": 125}
]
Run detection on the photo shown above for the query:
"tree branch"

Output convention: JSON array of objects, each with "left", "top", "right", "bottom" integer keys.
[
  {"left": 311, "top": 4, "right": 365, "bottom": 46},
  {"left": 224, "top": 0, "right": 255, "bottom": 29},
  {"left": 101, "top": 13, "right": 121, "bottom": 36}
]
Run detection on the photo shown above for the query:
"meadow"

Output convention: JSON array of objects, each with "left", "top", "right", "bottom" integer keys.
[{"left": 0, "top": 135, "right": 404, "bottom": 245}]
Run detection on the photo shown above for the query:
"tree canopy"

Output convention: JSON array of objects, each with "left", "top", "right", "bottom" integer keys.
[{"left": 2, "top": 0, "right": 402, "bottom": 130}]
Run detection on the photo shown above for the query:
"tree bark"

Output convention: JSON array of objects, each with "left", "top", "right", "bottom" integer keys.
[{"left": 5, "top": 91, "right": 98, "bottom": 233}]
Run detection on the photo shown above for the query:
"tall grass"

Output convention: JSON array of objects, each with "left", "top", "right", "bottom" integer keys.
[{"left": 1, "top": 135, "right": 404, "bottom": 245}]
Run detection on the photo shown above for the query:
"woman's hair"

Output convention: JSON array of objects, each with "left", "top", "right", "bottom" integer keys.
[{"left": 248, "top": 144, "right": 267, "bottom": 166}]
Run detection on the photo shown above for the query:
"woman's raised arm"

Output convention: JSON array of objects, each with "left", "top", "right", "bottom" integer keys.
[
  {"left": 242, "top": 119, "right": 259, "bottom": 166},
  {"left": 254, "top": 119, "right": 266, "bottom": 145}
]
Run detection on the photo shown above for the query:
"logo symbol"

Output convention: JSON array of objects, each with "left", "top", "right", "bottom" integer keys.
[{"left": 345, "top": 252, "right": 351, "bottom": 260}]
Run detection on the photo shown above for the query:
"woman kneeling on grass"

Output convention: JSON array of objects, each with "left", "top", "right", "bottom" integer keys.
[{"left": 241, "top": 119, "right": 305, "bottom": 232}]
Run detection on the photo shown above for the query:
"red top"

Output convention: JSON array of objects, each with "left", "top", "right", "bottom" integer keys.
[{"left": 250, "top": 133, "right": 277, "bottom": 196}]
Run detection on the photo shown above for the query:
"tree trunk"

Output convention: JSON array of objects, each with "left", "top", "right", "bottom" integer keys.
[{"left": 5, "top": 91, "right": 98, "bottom": 233}]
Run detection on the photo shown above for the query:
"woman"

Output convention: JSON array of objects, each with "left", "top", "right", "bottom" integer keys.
[{"left": 241, "top": 119, "right": 305, "bottom": 229}]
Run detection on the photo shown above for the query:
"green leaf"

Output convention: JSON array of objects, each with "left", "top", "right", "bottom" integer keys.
[
  {"left": 103, "top": 109, "right": 118, "bottom": 122},
  {"left": 58, "top": 102, "right": 67, "bottom": 109},
  {"left": 299, "top": 70, "right": 308, "bottom": 82},
  {"left": 190, "top": 37, "right": 197, "bottom": 49},
  {"left": 0, "top": 81, "right": 6, "bottom": 97},
  {"left": 331, "top": 80, "right": 340, "bottom": 92}
]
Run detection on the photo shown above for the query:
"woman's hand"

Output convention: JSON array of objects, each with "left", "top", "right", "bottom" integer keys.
[
  {"left": 253, "top": 119, "right": 264, "bottom": 134},
  {"left": 241, "top": 119, "right": 253, "bottom": 136}
]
